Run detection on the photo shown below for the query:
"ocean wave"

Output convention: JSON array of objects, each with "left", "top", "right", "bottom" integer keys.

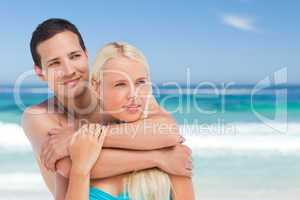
[
  {"left": 181, "top": 123, "right": 300, "bottom": 154},
  {"left": 184, "top": 135, "right": 300, "bottom": 154},
  {"left": 1, "top": 121, "right": 300, "bottom": 154},
  {"left": 0, "top": 172, "right": 47, "bottom": 191},
  {"left": 0, "top": 87, "right": 51, "bottom": 94},
  {"left": 0, "top": 122, "right": 31, "bottom": 152}
]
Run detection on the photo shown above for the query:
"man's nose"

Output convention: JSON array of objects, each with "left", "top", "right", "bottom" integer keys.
[{"left": 61, "top": 60, "right": 75, "bottom": 77}]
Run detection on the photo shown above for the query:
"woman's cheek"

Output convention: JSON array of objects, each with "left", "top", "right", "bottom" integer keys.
[{"left": 106, "top": 91, "right": 124, "bottom": 109}]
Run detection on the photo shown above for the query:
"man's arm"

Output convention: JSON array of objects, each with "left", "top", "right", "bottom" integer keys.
[
  {"left": 57, "top": 144, "right": 192, "bottom": 180},
  {"left": 55, "top": 173, "right": 68, "bottom": 200},
  {"left": 103, "top": 98, "right": 182, "bottom": 150},
  {"left": 22, "top": 106, "right": 59, "bottom": 195},
  {"left": 22, "top": 107, "right": 190, "bottom": 195},
  {"left": 103, "top": 112, "right": 181, "bottom": 150},
  {"left": 56, "top": 149, "right": 157, "bottom": 179},
  {"left": 43, "top": 110, "right": 183, "bottom": 170}
]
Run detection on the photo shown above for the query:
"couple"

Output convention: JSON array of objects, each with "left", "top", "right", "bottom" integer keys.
[{"left": 22, "top": 18, "right": 195, "bottom": 200}]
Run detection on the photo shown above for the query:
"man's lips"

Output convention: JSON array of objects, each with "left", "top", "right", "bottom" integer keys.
[{"left": 63, "top": 77, "right": 81, "bottom": 86}]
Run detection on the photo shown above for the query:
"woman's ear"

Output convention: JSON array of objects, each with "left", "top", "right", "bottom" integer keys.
[
  {"left": 34, "top": 65, "right": 47, "bottom": 81},
  {"left": 91, "top": 78, "right": 101, "bottom": 100}
]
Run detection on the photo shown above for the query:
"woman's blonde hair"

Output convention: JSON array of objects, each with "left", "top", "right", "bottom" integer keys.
[
  {"left": 91, "top": 41, "right": 150, "bottom": 82},
  {"left": 91, "top": 42, "right": 173, "bottom": 200}
]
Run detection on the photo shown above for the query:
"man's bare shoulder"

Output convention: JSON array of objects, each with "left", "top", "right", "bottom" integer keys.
[
  {"left": 22, "top": 98, "right": 61, "bottom": 137},
  {"left": 24, "top": 99, "right": 50, "bottom": 114},
  {"left": 22, "top": 98, "right": 57, "bottom": 120}
]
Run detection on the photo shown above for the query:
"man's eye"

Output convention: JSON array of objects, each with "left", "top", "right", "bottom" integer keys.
[
  {"left": 73, "top": 54, "right": 81, "bottom": 58},
  {"left": 48, "top": 61, "right": 60, "bottom": 67},
  {"left": 70, "top": 54, "right": 81, "bottom": 59}
]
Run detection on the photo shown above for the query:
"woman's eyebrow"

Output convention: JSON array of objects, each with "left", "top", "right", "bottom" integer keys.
[
  {"left": 135, "top": 77, "right": 147, "bottom": 81},
  {"left": 114, "top": 79, "right": 128, "bottom": 83}
]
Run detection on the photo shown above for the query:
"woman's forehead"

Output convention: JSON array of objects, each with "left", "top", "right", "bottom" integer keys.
[{"left": 102, "top": 57, "right": 148, "bottom": 80}]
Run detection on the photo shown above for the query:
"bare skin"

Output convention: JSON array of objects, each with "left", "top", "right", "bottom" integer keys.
[
  {"left": 53, "top": 54, "right": 195, "bottom": 199},
  {"left": 58, "top": 129, "right": 194, "bottom": 200},
  {"left": 22, "top": 31, "right": 195, "bottom": 199},
  {"left": 66, "top": 123, "right": 106, "bottom": 200},
  {"left": 23, "top": 98, "right": 193, "bottom": 197}
]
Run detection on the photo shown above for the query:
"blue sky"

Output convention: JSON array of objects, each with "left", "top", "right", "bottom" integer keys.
[{"left": 0, "top": 0, "right": 299, "bottom": 84}]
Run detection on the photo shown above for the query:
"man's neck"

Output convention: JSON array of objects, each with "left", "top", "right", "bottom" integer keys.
[{"left": 55, "top": 88, "right": 101, "bottom": 123}]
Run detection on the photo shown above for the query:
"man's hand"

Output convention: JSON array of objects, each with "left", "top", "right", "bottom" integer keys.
[
  {"left": 157, "top": 144, "right": 193, "bottom": 177},
  {"left": 40, "top": 125, "right": 75, "bottom": 171}
]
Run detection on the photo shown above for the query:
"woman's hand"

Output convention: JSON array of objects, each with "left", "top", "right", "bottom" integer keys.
[{"left": 68, "top": 124, "right": 107, "bottom": 176}]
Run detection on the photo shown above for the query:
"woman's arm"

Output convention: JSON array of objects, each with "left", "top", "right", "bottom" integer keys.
[
  {"left": 63, "top": 124, "right": 106, "bottom": 200},
  {"left": 65, "top": 167, "right": 90, "bottom": 200},
  {"left": 170, "top": 176, "right": 195, "bottom": 200}
]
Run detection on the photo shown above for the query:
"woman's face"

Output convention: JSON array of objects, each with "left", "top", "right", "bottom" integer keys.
[{"left": 96, "top": 56, "right": 151, "bottom": 122}]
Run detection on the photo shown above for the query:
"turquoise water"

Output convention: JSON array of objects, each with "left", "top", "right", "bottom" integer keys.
[{"left": 0, "top": 84, "right": 300, "bottom": 199}]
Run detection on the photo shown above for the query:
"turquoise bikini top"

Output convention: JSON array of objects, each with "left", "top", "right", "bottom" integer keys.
[
  {"left": 89, "top": 187, "right": 130, "bottom": 200},
  {"left": 90, "top": 186, "right": 172, "bottom": 200}
]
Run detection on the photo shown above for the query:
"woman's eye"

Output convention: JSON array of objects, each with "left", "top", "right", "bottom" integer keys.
[
  {"left": 136, "top": 80, "right": 146, "bottom": 85},
  {"left": 114, "top": 83, "right": 126, "bottom": 87}
]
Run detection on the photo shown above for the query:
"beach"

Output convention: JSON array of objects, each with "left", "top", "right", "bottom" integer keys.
[{"left": 0, "top": 84, "right": 299, "bottom": 200}]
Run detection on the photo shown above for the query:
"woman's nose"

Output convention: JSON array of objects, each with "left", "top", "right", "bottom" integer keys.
[{"left": 128, "top": 86, "right": 137, "bottom": 100}]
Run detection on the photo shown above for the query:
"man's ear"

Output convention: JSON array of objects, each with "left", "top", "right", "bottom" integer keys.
[
  {"left": 34, "top": 65, "right": 47, "bottom": 81},
  {"left": 84, "top": 49, "right": 88, "bottom": 58}
]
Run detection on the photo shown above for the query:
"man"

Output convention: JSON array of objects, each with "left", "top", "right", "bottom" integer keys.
[{"left": 22, "top": 18, "right": 194, "bottom": 198}]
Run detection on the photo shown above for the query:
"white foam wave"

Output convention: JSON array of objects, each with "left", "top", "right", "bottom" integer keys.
[
  {"left": 180, "top": 122, "right": 300, "bottom": 136},
  {"left": 184, "top": 135, "right": 300, "bottom": 153},
  {"left": 181, "top": 123, "right": 300, "bottom": 153},
  {"left": 1, "top": 121, "right": 300, "bottom": 154},
  {"left": 0, "top": 172, "right": 48, "bottom": 191},
  {"left": 0, "top": 122, "right": 31, "bottom": 152}
]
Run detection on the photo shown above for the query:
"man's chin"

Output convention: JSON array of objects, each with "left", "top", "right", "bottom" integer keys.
[{"left": 57, "top": 86, "right": 87, "bottom": 99}]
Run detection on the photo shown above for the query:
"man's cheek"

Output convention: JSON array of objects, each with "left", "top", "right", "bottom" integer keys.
[{"left": 77, "top": 61, "right": 89, "bottom": 73}]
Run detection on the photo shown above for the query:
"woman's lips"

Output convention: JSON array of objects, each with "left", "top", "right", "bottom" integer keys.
[{"left": 124, "top": 104, "right": 141, "bottom": 113}]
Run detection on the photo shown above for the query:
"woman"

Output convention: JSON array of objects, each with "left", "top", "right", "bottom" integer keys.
[{"left": 57, "top": 42, "right": 195, "bottom": 200}]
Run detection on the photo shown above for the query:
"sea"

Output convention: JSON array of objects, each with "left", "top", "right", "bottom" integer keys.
[{"left": 0, "top": 83, "right": 299, "bottom": 200}]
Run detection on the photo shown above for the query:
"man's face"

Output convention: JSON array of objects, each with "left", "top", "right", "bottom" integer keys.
[{"left": 36, "top": 31, "right": 89, "bottom": 99}]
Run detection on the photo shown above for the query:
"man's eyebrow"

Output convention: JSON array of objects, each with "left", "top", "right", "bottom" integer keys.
[{"left": 68, "top": 50, "right": 82, "bottom": 56}]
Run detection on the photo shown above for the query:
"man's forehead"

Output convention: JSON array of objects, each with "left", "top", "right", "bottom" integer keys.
[{"left": 37, "top": 31, "right": 82, "bottom": 61}]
